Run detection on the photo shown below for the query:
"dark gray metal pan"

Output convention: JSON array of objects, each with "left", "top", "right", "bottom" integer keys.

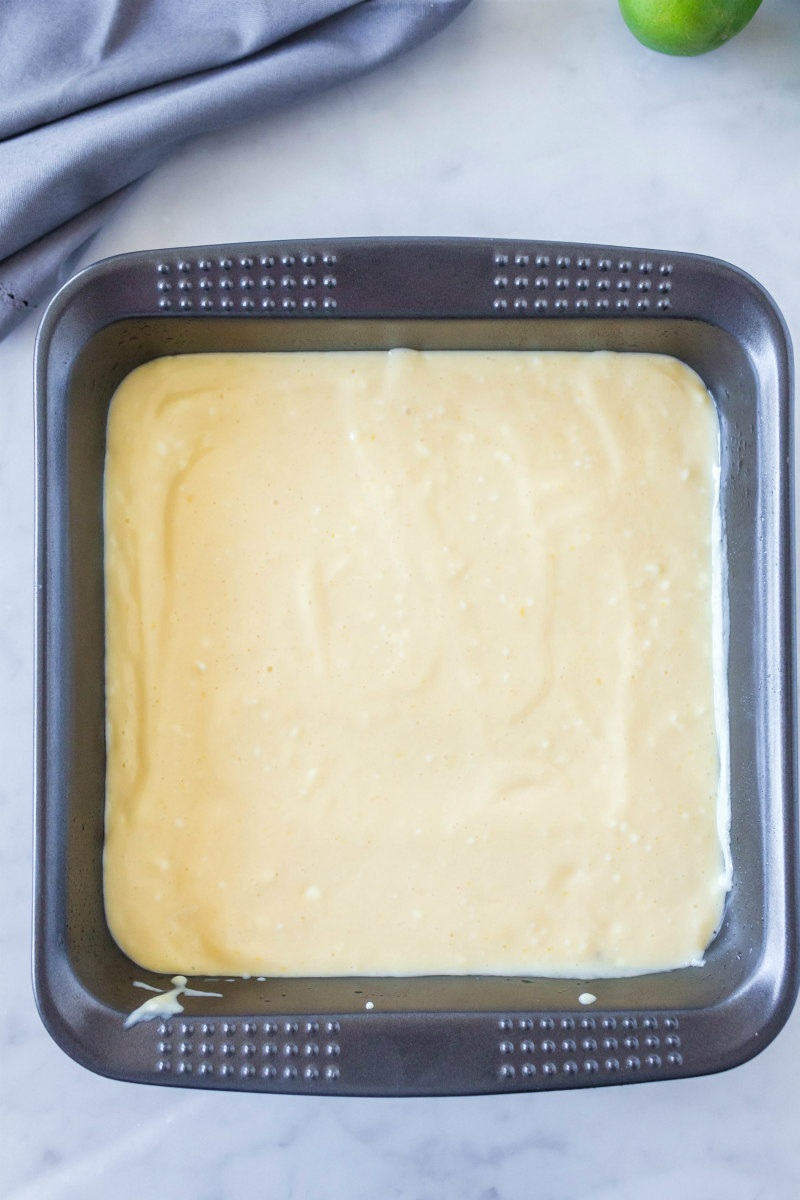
[{"left": 33, "top": 238, "right": 797, "bottom": 1095}]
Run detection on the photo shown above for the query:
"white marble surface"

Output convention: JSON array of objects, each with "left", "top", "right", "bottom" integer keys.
[{"left": 2, "top": 0, "right": 800, "bottom": 1194}]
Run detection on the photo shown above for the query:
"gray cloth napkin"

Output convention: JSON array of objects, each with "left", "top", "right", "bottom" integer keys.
[{"left": 0, "top": 0, "right": 470, "bottom": 340}]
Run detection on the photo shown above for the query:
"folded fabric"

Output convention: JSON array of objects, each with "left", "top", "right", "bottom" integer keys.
[{"left": 0, "top": 0, "right": 470, "bottom": 340}]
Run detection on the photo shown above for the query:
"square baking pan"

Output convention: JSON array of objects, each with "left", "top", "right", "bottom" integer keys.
[{"left": 34, "top": 237, "right": 797, "bottom": 1095}]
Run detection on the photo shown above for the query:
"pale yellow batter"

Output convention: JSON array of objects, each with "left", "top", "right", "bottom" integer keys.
[{"left": 103, "top": 349, "right": 728, "bottom": 977}]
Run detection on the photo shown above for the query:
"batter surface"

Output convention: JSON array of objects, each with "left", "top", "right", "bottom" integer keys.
[{"left": 103, "top": 349, "right": 728, "bottom": 977}]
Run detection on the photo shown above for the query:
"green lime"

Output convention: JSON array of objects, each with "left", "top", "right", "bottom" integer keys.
[{"left": 618, "top": 0, "right": 762, "bottom": 56}]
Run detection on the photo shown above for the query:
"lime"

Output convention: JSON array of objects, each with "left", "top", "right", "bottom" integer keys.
[{"left": 618, "top": 0, "right": 762, "bottom": 56}]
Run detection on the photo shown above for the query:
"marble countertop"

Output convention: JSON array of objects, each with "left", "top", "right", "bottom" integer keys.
[{"left": 2, "top": 1, "right": 800, "bottom": 1195}]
